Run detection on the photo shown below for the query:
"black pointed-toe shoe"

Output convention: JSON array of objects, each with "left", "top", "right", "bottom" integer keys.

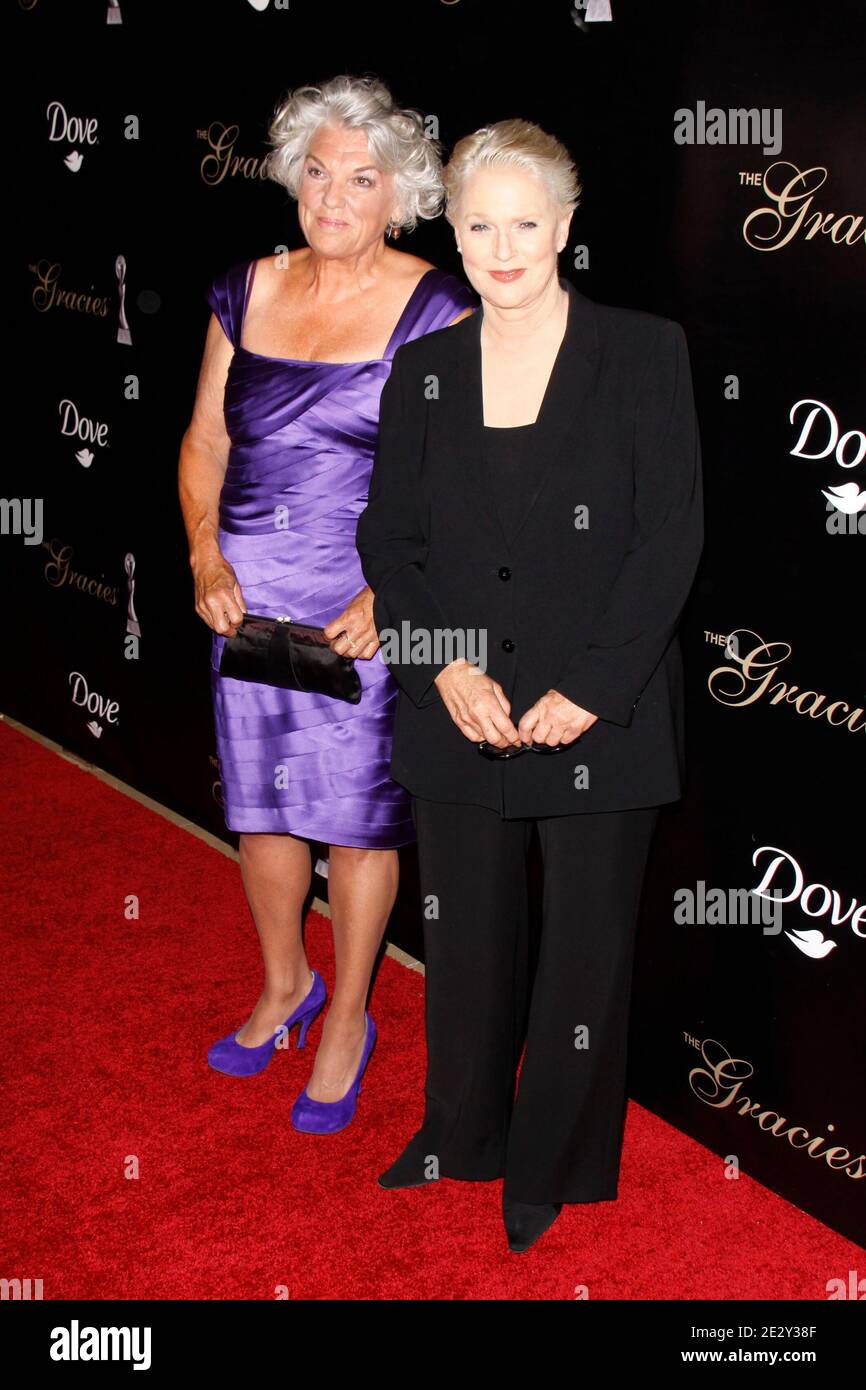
[
  {"left": 502, "top": 1191, "right": 562, "bottom": 1252},
  {"left": 378, "top": 1135, "right": 441, "bottom": 1190}
]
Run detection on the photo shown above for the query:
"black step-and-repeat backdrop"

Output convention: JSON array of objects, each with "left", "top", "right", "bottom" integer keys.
[{"left": 6, "top": 1, "right": 863, "bottom": 1247}]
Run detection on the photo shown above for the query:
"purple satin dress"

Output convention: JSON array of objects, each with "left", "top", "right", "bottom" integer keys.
[{"left": 206, "top": 257, "right": 476, "bottom": 847}]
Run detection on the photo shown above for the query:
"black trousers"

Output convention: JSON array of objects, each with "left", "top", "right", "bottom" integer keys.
[{"left": 408, "top": 795, "right": 660, "bottom": 1205}]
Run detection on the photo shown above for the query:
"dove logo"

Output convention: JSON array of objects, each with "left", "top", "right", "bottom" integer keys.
[
  {"left": 790, "top": 398, "right": 865, "bottom": 526},
  {"left": 784, "top": 929, "right": 836, "bottom": 960},
  {"left": 822, "top": 482, "right": 866, "bottom": 514},
  {"left": 751, "top": 846, "right": 865, "bottom": 957},
  {"left": 46, "top": 102, "right": 98, "bottom": 172},
  {"left": 247, "top": 0, "right": 270, "bottom": 9},
  {"left": 824, "top": 487, "right": 866, "bottom": 534},
  {"left": 59, "top": 399, "right": 109, "bottom": 465},
  {"left": 69, "top": 672, "right": 120, "bottom": 728}
]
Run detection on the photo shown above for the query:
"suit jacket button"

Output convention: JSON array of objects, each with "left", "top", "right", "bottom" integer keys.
[
  {"left": 498, "top": 566, "right": 511, "bottom": 581},
  {"left": 501, "top": 639, "right": 515, "bottom": 652}
]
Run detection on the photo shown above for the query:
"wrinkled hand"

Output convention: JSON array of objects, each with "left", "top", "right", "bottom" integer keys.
[
  {"left": 517, "top": 689, "right": 598, "bottom": 746},
  {"left": 324, "top": 586, "right": 380, "bottom": 660},
  {"left": 193, "top": 553, "right": 247, "bottom": 636},
  {"left": 434, "top": 659, "right": 521, "bottom": 748}
]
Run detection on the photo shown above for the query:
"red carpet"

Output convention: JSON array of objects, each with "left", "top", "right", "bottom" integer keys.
[{"left": 1, "top": 718, "right": 860, "bottom": 1299}]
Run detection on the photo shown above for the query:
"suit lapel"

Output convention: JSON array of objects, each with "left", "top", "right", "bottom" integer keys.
[{"left": 444, "top": 277, "right": 600, "bottom": 554}]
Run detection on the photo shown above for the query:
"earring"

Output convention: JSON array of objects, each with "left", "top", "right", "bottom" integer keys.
[{"left": 386, "top": 221, "right": 401, "bottom": 240}]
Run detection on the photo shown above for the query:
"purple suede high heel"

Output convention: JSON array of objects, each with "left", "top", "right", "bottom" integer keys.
[
  {"left": 207, "top": 969, "right": 326, "bottom": 1077},
  {"left": 290, "top": 1012, "right": 377, "bottom": 1134}
]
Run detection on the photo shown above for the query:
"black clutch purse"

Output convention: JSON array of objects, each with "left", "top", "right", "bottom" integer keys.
[{"left": 218, "top": 612, "right": 362, "bottom": 704}]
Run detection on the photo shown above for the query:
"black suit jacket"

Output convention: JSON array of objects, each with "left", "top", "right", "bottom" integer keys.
[{"left": 356, "top": 277, "right": 704, "bottom": 817}]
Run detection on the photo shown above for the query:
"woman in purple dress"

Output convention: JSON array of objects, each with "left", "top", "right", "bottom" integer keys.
[{"left": 178, "top": 75, "right": 475, "bottom": 1132}]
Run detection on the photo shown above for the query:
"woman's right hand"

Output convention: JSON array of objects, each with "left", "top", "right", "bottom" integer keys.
[
  {"left": 434, "top": 658, "right": 521, "bottom": 749},
  {"left": 192, "top": 552, "right": 247, "bottom": 636}
]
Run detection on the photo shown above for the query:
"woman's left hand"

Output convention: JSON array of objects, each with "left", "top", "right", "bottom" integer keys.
[
  {"left": 518, "top": 689, "right": 598, "bottom": 746},
  {"left": 323, "top": 586, "right": 380, "bottom": 660}
]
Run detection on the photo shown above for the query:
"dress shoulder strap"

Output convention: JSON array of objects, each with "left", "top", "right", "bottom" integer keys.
[
  {"left": 205, "top": 258, "right": 256, "bottom": 348},
  {"left": 385, "top": 268, "right": 478, "bottom": 357}
]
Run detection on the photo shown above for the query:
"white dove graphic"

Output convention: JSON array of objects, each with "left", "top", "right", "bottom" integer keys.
[
  {"left": 822, "top": 482, "right": 866, "bottom": 514},
  {"left": 784, "top": 928, "right": 837, "bottom": 960}
]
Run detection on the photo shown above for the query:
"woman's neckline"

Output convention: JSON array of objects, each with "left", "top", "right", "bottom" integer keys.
[
  {"left": 237, "top": 263, "right": 438, "bottom": 367},
  {"left": 478, "top": 280, "right": 571, "bottom": 430},
  {"left": 482, "top": 421, "right": 539, "bottom": 429}
]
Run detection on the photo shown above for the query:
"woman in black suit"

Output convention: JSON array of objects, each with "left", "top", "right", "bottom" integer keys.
[{"left": 356, "top": 119, "right": 703, "bottom": 1252}]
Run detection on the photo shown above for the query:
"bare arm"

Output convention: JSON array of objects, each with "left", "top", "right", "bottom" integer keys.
[{"left": 177, "top": 314, "right": 247, "bottom": 635}]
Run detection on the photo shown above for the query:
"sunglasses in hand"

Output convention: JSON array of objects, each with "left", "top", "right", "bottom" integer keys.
[{"left": 476, "top": 736, "right": 580, "bottom": 760}]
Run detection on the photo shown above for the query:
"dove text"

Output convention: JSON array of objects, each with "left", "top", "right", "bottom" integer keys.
[
  {"left": 751, "top": 845, "right": 865, "bottom": 939},
  {"left": 59, "top": 399, "right": 109, "bottom": 448},
  {"left": 46, "top": 101, "right": 98, "bottom": 146}
]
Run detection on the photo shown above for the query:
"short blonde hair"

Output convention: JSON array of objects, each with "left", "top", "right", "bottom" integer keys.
[
  {"left": 443, "top": 118, "right": 582, "bottom": 225},
  {"left": 265, "top": 74, "right": 445, "bottom": 232}
]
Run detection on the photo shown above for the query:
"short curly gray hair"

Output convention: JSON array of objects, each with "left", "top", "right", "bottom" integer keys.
[
  {"left": 265, "top": 74, "right": 445, "bottom": 233},
  {"left": 443, "top": 119, "right": 582, "bottom": 225}
]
